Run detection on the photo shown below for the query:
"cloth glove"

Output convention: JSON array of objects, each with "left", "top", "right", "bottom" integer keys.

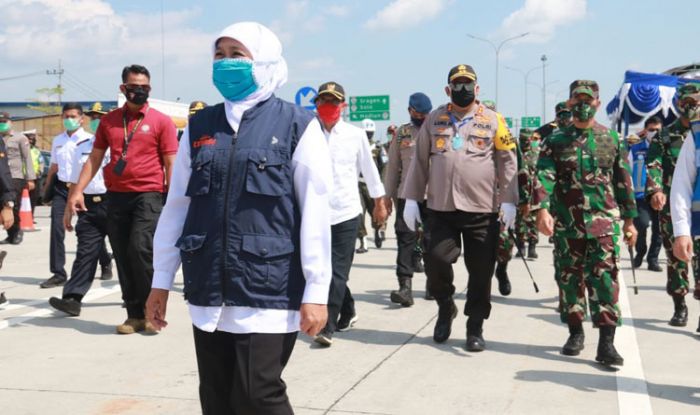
[
  {"left": 403, "top": 199, "right": 422, "bottom": 232},
  {"left": 501, "top": 202, "right": 517, "bottom": 230}
]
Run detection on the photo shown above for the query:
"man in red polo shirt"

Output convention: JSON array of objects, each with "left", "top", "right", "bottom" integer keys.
[{"left": 66, "top": 64, "right": 178, "bottom": 334}]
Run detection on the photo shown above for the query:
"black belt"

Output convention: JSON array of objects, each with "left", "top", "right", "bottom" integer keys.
[{"left": 84, "top": 194, "right": 106, "bottom": 203}]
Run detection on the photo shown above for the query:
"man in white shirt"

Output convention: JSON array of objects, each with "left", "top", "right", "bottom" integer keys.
[
  {"left": 49, "top": 131, "right": 111, "bottom": 316},
  {"left": 313, "top": 82, "right": 387, "bottom": 346},
  {"left": 669, "top": 103, "right": 700, "bottom": 334}
]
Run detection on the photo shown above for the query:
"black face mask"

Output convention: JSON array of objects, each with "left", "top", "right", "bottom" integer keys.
[
  {"left": 366, "top": 131, "right": 374, "bottom": 141},
  {"left": 125, "top": 86, "right": 149, "bottom": 105},
  {"left": 450, "top": 87, "right": 475, "bottom": 108},
  {"left": 411, "top": 117, "right": 424, "bottom": 128}
]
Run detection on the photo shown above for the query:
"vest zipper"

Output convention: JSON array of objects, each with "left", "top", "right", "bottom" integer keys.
[{"left": 222, "top": 131, "right": 238, "bottom": 297}]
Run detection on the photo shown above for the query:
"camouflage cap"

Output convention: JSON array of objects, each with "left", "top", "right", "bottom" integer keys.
[
  {"left": 519, "top": 128, "right": 533, "bottom": 137},
  {"left": 448, "top": 64, "right": 477, "bottom": 83},
  {"left": 569, "top": 80, "right": 599, "bottom": 99},
  {"left": 676, "top": 82, "right": 700, "bottom": 101},
  {"left": 482, "top": 100, "right": 496, "bottom": 111},
  {"left": 555, "top": 101, "right": 569, "bottom": 114}
]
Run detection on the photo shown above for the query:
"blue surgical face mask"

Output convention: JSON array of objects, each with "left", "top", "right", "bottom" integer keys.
[{"left": 212, "top": 58, "right": 258, "bottom": 101}]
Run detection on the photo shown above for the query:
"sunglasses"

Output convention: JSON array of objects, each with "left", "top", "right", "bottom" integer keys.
[
  {"left": 123, "top": 84, "right": 151, "bottom": 92},
  {"left": 449, "top": 82, "right": 474, "bottom": 92}
]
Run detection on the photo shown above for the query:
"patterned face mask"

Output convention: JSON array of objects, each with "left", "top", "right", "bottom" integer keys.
[{"left": 572, "top": 102, "right": 596, "bottom": 122}]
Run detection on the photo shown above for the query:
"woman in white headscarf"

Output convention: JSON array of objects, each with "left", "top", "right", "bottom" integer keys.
[{"left": 147, "top": 22, "right": 332, "bottom": 414}]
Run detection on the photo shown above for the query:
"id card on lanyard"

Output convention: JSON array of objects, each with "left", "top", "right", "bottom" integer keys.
[
  {"left": 447, "top": 111, "right": 472, "bottom": 151},
  {"left": 114, "top": 108, "right": 149, "bottom": 176}
]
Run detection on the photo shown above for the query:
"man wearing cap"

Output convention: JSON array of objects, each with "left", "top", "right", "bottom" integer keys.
[
  {"left": 669, "top": 84, "right": 700, "bottom": 334},
  {"left": 23, "top": 129, "right": 44, "bottom": 216},
  {"left": 383, "top": 92, "right": 432, "bottom": 306},
  {"left": 0, "top": 112, "right": 36, "bottom": 245},
  {"left": 647, "top": 82, "right": 700, "bottom": 328},
  {"left": 401, "top": 64, "right": 518, "bottom": 352},
  {"left": 533, "top": 102, "right": 572, "bottom": 145},
  {"left": 85, "top": 102, "right": 108, "bottom": 134},
  {"left": 534, "top": 80, "right": 637, "bottom": 366},
  {"left": 313, "top": 81, "right": 387, "bottom": 346}
]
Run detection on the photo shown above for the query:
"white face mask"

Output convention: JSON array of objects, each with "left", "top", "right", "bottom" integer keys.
[{"left": 646, "top": 130, "right": 657, "bottom": 140}]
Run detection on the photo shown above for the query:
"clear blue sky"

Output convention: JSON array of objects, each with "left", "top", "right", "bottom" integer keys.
[{"left": 1, "top": 0, "right": 698, "bottom": 133}]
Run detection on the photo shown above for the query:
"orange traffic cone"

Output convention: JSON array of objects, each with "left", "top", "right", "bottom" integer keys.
[{"left": 19, "top": 188, "right": 35, "bottom": 232}]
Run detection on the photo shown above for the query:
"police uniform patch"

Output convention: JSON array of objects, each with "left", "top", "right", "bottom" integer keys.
[
  {"left": 438, "top": 115, "right": 450, "bottom": 121},
  {"left": 400, "top": 139, "right": 413, "bottom": 148},
  {"left": 436, "top": 137, "right": 446, "bottom": 149}
]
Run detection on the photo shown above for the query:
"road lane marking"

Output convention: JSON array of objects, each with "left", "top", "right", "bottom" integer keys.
[{"left": 616, "top": 270, "right": 653, "bottom": 415}]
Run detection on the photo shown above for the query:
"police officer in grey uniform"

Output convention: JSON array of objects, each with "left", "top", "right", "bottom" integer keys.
[
  {"left": 383, "top": 92, "right": 432, "bottom": 307},
  {"left": 49, "top": 132, "right": 111, "bottom": 316},
  {"left": 401, "top": 64, "right": 518, "bottom": 352}
]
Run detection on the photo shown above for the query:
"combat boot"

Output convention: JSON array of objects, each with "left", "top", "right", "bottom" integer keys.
[
  {"left": 561, "top": 324, "right": 585, "bottom": 356},
  {"left": 595, "top": 326, "right": 624, "bottom": 366},
  {"left": 514, "top": 241, "right": 525, "bottom": 257},
  {"left": 433, "top": 297, "right": 457, "bottom": 343},
  {"left": 412, "top": 252, "right": 425, "bottom": 273},
  {"left": 495, "top": 261, "right": 511, "bottom": 296},
  {"left": 390, "top": 277, "right": 414, "bottom": 307},
  {"left": 424, "top": 281, "right": 434, "bottom": 300},
  {"left": 466, "top": 318, "right": 485, "bottom": 352},
  {"left": 527, "top": 242, "right": 538, "bottom": 259},
  {"left": 669, "top": 296, "right": 688, "bottom": 327},
  {"left": 356, "top": 237, "right": 368, "bottom": 254}
]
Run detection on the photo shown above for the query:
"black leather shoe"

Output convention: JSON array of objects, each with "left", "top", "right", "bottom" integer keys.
[
  {"left": 466, "top": 334, "right": 485, "bottom": 352},
  {"left": 561, "top": 324, "right": 585, "bottom": 356},
  {"left": 0, "top": 237, "right": 11, "bottom": 245},
  {"left": 39, "top": 275, "right": 66, "bottom": 289},
  {"left": 0, "top": 292, "right": 7, "bottom": 307},
  {"left": 647, "top": 262, "right": 662, "bottom": 272},
  {"left": 669, "top": 297, "right": 688, "bottom": 327},
  {"left": 433, "top": 298, "right": 457, "bottom": 343},
  {"left": 49, "top": 297, "right": 81, "bottom": 316},
  {"left": 0, "top": 250, "right": 6, "bottom": 270},
  {"left": 9, "top": 232, "right": 23, "bottom": 245}
]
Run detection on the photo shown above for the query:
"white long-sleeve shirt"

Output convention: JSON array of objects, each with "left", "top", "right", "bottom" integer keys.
[
  {"left": 152, "top": 117, "right": 333, "bottom": 334},
  {"left": 671, "top": 131, "right": 696, "bottom": 237},
  {"left": 324, "top": 120, "right": 385, "bottom": 225}
]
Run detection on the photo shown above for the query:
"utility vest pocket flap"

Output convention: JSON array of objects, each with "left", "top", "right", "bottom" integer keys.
[
  {"left": 176, "top": 233, "right": 207, "bottom": 252},
  {"left": 241, "top": 234, "right": 294, "bottom": 258}
]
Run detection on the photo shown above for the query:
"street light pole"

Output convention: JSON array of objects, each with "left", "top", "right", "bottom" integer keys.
[
  {"left": 505, "top": 65, "right": 539, "bottom": 117},
  {"left": 467, "top": 32, "right": 529, "bottom": 107},
  {"left": 541, "top": 54, "right": 548, "bottom": 122}
]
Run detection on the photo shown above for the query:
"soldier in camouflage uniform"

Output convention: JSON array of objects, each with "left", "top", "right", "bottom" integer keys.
[
  {"left": 383, "top": 93, "right": 433, "bottom": 306},
  {"left": 534, "top": 80, "right": 637, "bottom": 366},
  {"left": 533, "top": 102, "right": 572, "bottom": 145},
  {"left": 646, "top": 83, "right": 700, "bottom": 327},
  {"left": 515, "top": 129, "right": 540, "bottom": 258},
  {"left": 494, "top": 128, "right": 535, "bottom": 296},
  {"left": 357, "top": 119, "right": 388, "bottom": 253}
]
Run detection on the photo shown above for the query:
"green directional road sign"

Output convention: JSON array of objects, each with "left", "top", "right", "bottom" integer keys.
[
  {"left": 521, "top": 116, "right": 541, "bottom": 128},
  {"left": 505, "top": 117, "right": 513, "bottom": 129},
  {"left": 349, "top": 95, "right": 390, "bottom": 121}
]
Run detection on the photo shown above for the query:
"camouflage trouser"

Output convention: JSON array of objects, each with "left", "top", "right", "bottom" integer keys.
[
  {"left": 515, "top": 211, "right": 538, "bottom": 245},
  {"left": 496, "top": 225, "right": 514, "bottom": 264},
  {"left": 658, "top": 208, "right": 700, "bottom": 298},
  {"left": 357, "top": 182, "right": 386, "bottom": 238},
  {"left": 554, "top": 234, "right": 621, "bottom": 327}
]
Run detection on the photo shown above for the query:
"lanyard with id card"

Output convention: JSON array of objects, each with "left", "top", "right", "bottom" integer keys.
[
  {"left": 114, "top": 108, "right": 149, "bottom": 176},
  {"left": 447, "top": 111, "right": 472, "bottom": 151}
]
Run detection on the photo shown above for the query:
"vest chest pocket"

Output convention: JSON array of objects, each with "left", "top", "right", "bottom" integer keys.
[
  {"left": 246, "top": 149, "right": 289, "bottom": 196},
  {"left": 240, "top": 234, "right": 294, "bottom": 294},
  {"left": 186, "top": 150, "right": 214, "bottom": 196}
]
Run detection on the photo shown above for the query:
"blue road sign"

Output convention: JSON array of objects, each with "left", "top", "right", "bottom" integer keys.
[{"left": 295, "top": 86, "right": 317, "bottom": 110}]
